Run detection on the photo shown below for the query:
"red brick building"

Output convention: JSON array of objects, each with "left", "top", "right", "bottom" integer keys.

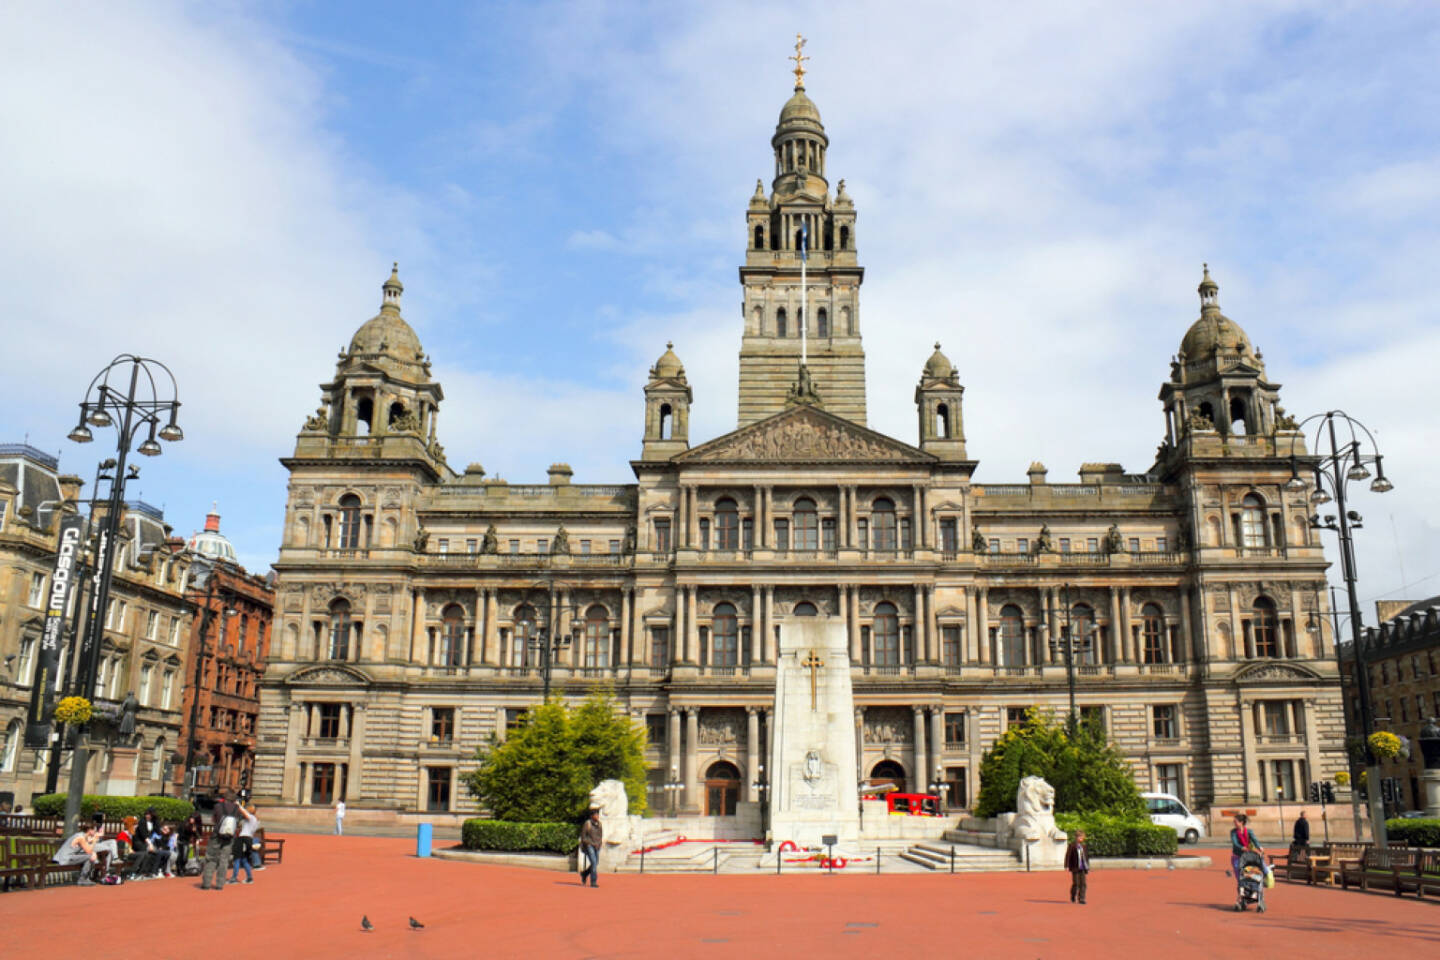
[{"left": 175, "top": 506, "right": 275, "bottom": 797}]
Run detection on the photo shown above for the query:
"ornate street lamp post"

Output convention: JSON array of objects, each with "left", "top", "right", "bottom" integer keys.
[
  {"left": 527, "top": 578, "right": 577, "bottom": 701},
  {"left": 60, "top": 355, "right": 184, "bottom": 838},
  {"left": 1286, "top": 410, "right": 1393, "bottom": 845}
]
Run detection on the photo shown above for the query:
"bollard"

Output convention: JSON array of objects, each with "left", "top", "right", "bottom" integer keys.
[
  {"left": 876, "top": 846, "right": 881, "bottom": 875},
  {"left": 713, "top": 846, "right": 719, "bottom": 874},
  {"left": 951, "top": 846, "right": 956, "bottom": 874},
  {"left": 776, "top": 849, "right": 781, "bottom": 875},
  {"left": 416, "top": 822, "right": 433, "bottom": 858},
  {"left": 640, "top": 841, "right": 645, "bottom": 874}
]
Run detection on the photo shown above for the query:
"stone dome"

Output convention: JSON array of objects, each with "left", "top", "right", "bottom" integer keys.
[
  {"left": 348, "top": 264, "right": 425, "bottom": 363},
  {"left": 923, "top": 342, "right": 954, "bottom": 379},
  {"left": 651, "top": 341, "right": 685, "bottom": 380},
  {"left": 778, "top": 87, "right": 823, "bottom": 129},
  {"left": 187, "top": 504, "right": 237, "bottom": 564},
  {"left": 1179, "top": 265, "right": 1255, "bottom": 360}
]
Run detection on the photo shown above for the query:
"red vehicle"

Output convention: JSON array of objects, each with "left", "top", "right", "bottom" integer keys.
[{"left": 883, "top": 792, "right": 940, "bottom": 816}]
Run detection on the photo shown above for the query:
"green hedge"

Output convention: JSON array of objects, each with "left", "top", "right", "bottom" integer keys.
[
  {"left": 461, "top": 819, "right": 580, "bottom": 854},
  {"left": 1386, "top": 818, "right": 1440, "bottom": 848},
  {"left": 1055, "top": 812, "right": 1179, "bottom": 857},
  {"left": 30, "top": 794, "right": 193, "bottom": 822}
]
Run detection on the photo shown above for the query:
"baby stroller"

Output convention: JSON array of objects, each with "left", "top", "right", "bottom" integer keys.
[{"left": 1235, "top": 849, "right": 1267, "bottom": 913}]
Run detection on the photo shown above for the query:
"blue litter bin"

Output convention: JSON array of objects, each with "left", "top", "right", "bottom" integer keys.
[{"left": 416, "top": 822, "right": 433, "bottom": 858}]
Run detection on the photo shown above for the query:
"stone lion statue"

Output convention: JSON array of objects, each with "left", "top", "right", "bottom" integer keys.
[
  {"left": 1012, "top": 775, "right": 1066, "bottom": 842},
  {"left": 588, "top": 779, "right": 633, "bottom": 849}
]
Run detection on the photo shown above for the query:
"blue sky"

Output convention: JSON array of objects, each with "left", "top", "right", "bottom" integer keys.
[{"left": 2, "top": 1, "right": 1438, "bottom": 613}]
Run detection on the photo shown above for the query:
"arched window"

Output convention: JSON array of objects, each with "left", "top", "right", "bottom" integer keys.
[
  {"left": 776, "top": 308, "right": 787, "bottom": 338},
  {"left": 1141, "top": 603, "right": 1165, "bottom": 663},
  {"left": 839, "top": 226, "right": 850, "bottom": 250},
  {"left": 793, "top": 601, "right": 818, "bottom": 616},
  {"left": 712, "top": 603, "right": 738, "bottom": 667},
  {"left": 513, "top": 604, "right": 537, "bottom": 667},
  {"left": 873, "top": 602, "right": 899, "bottom": 665},
  {"left": 387, "top": 402, "right": 407, "bottom": 428},
  {"left": 441, "top": 604, "right": 465, "bottom": 667},
  {"left": 1253, "top": 597, "right": 1278, "bottom": 657},
  {"left": 327, "top": 599, "right": 351, "bottom": 660},
  {"left": 1, "top": 719, "right": 20, "bottom": 773},
  {"left": 584, "top": 604, "right": 609, "bottom": 668},
  {"left": 715, "top": 498, "right": 740, "bottom": 550},
  {"left": 871, "top": 498, "right": 897, "bottom": 551},
  {"left": 1240, "top": 494, "right": 1266, "bottom": 548},
  {"left": 1198, "top": 401, "right": 1215, "bottom": 427},
  {"left": 1069, "top": 604, "right": 1095, "bottom": 665},
  {"left": 1000, "top": 604, "right": 1025, "bottom": 666},
  {"left": 753, "top": 225, "right": 764, "bottom": 250},
  {"left": 1229, "top": 395, "right": 1248, "bottom": 435},
  {"left": 935, "top": 403, "right": 951, "bottom": 439},
  {"left": 338, "top": 494, "right": 362, "bottom": 549},
  {"left": 356, "top": 395, "right": 373, "bottom": 435},
  {"left": 658, "top": 403, "right": 673, "bottom": 440},
  {"left": 793, "top": 497, "right": 819, "bottom": 550},
  {"left": 817, "top": 308, "right": 829, "bottom": 337}
]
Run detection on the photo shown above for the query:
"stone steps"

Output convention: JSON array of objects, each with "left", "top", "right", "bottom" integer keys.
[{"left": 900, "top": 841, "right": 1022, "bottom": 872}]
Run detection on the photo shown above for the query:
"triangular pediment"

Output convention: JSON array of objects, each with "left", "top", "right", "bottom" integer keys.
[{"left": 676, "top": 404, "right": 935, "bottom": 465}]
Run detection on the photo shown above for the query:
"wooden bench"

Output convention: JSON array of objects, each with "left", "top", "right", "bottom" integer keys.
[
  {"left": 1268, "top": 846, "right": 1313, "bottom": 884},
  {"left": 1340, "top": 847, "right": 1420, "bottom": 894},
  {"left": 255, "top": 835, "right": 285, "bottom": 865},
  {"left": 1308, "top": 842, "right": 1368, "bottom": 886}
]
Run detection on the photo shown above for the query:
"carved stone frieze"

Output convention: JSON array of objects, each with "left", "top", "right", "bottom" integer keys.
[
  {"left": 862, "top": 706, "right": 913, "bottom": 744},
  {"left": 312, "top": 581, "right": 366, "bottom": 605},
  {"left": 699, "top": 708, "right": 745, "bottom": 746}
]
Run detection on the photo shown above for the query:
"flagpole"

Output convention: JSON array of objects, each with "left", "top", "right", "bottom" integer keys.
[{"left": 800, "top": 219, "right": 808, "bottom": 366}]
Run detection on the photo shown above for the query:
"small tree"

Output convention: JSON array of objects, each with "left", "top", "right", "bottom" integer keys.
[
  {"left": 464, "top": 690, "right": 647, "bottom": 822},
  {"left": 974, "top": 708, "right": 1144, "bottom": 818}
]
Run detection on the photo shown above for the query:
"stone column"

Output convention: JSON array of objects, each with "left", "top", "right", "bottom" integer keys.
[
  {"left": 685, "top": 586, "right": 699, "bottom": 664},
  {"left": 977, "top": 588, "right": 990, "bottom": 664},
  {"left": 280, "top": 701, "right": 305, "bottom": 801},
  {"left": 685, "top": 707, "right": 700, "bottom": 812},
  {"left": 1120, "top": 587, "right": 1134, "bottom": 662},
  {"left": 855, "top": 707, "right": 865, "bottom": 774},
  {"left": 1288, "top": 584, "right": 1304, "bottom": 657},
  {"left": 746, "top": 707, "right": 760, "bottom": 802},
  {"left": 929, "top": 706, "right": 944, "bottom": 788},
  {"left": 751, "top": 584, "right": 763, "bottom": 665},
  {"left": 688, "top": 487, "right": 700, "bottom": 549},
  {"left": 928, "top": 586, "right": 940, "bottom": 665},
  {"left": 1178, "top": 588, "right": 1193, "bottom": 665},
  {"left": 1109, "top": 587, "right": 1122, "bottom": 664},
  {"left": 621, "top": 588, "right": 633, "bottom": 666},
  {"left": 339, "top": 703, "right": 351, "bottom": 739},
  {"left": 912, "top": 585, "right": 924, "bottom": 664},
  {"left": 411, "top": 588, "right": 426, "bottom": 663},
  {"left": 917, "top": 486, "right": 928, "bottom": 548},
  {"left": 1238, "top": 697, "right": 1261, "bottom": 800},
  {"left": 558, "top": 589, "right": 573, "bottom": 667},
  {"left": 1039, "top": 587, "right": 1052, "bottom": 663},
  {"left": 677, "top": 484, "right": 688, "bottom": 549},
  {"left": 763, "top": 586, "right": 774, "bottom": 663},
  {"left": 667, "top": 708, "right": 681, "bottom": 805},
  {"left": 761, "top": 486, "right": 773, "bottom": 548},
  {"left": 483, "top": 589, "right": 499, "bottom": 666},
  {"left": 912, "top": 707, "right": 927, "bottom": 793},
  {"left": 1228, "top": 586, "right": 1244, "bottom": 660},
  {"left": 346, "top": 704, "right": 366, "bottom": 800},
  {"left": 846, "top": 585, "right": 860, "bottom": 663},
  {"left": 846, "top": 486, "right": 859, "bottom": 548}
]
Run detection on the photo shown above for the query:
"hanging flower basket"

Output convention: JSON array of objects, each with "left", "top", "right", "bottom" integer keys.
[
  {"left": 1334, "top": 770, "right": 1351, "bottom": 787},
  {"left": 54, "top": 696, "right": 94, "bottom": 726},
  {"left": 1368, "top": 730, "right": 1404, "bottom": 761}
]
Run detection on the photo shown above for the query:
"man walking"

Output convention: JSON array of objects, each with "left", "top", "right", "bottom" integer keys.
[
  {"left": 1292, "top": 810, "right": 1310, "bottom": 854},
  {"left": 201, "top": 788, "right": 241, "bottom": 891},
  {"left": 1065, "top": 829, "right": 1090, "bottom": 904},
  {"left": 578, "top": 808, "right": 603, "bottom": 888},
  {"left": 334, "top": 799, "right": 346, "bottom": 836}
]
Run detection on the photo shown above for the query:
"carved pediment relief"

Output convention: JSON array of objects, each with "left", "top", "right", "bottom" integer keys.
[
  {"left": 676, "top": 405, "right": 934, "bottom": 464},
  {"left": 1233, "top": 662, "right": 1320, "bottom": 685},
  {"left": 286, "top": 664, "right": 372, "bottom": 687},
  {"left": 312, "top": 581, "right": 366, "bottom": 605}
]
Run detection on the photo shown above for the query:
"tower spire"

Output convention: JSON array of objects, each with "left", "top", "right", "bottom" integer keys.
[{"left": 789, "top": 33, "right": 809, "bottom": 89}]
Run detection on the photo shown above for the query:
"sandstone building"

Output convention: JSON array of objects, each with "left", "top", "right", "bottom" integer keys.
[{"left": 251, "top": 71, "right": 1347, "bottom": 821}]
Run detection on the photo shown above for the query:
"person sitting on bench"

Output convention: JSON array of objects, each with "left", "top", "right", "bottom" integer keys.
[{"left": 53, "top": 825, "right": 102, "bottom": 885}]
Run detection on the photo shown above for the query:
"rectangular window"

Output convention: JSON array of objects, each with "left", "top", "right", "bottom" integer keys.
[
  {"left": 1412, "top": 654, "right": 1422, "bottom": 678},
  {"left": 899, "top": 518, "right": 912, "bottom": 551},
  {"left": 609, "top": 539, "right": 620, "bottom": 554},
  {"left": 944, "top": 767, "right": 968, "bottom": 808},
  {"left": 28, "top": 572, "right": 45, "bottom": 607},
  {"left": 18, "top": 637, "right": 36, "bottom": 686},
  {"left": 138, "top": 664, "right": 153, "bottom": 705},
  {"left": 0, "top": 499, "right": 7, "bottom": 526},
  {"left": 509, "top": 539, "right": 520, "bottom": 554},
  {"left": 653, "top": 519, "right": 671, "bottom": 553},
  {"left": 466, "top": 539, "right": 477, "bottom": 554},
  {"left": 645, "top": 714, "right": 667, "bottom": 748},
  {"left": 145, "top": 610, "right": 158, "bottom": 639},
  {"left": 1087, "top": 538, "right": 1099, "bottom": 553},
  {"left": 537, "top": 539, "right": 548, "bottom": 554},
  {"left": 1079, "top": 705, "right": 1106, "bottom": 731},
  {"left": 1005, "top": 707, "right": 1029, "bottom": 729},
  {"left": 1017, "top": 538, "right": 1028, "bottom": 554},
  {"left": 1059, "top": 537, "right": 1070, "bottom": 553},
  {"left": 742, "top": 518, "right": 754, "bottom": 550},
  {"left": 821, "top": 518, "right": 836, "bottom": 552},
  {"left": 649, "top": 627, "right": 670, "bottom": 668},
  {"left": 941, "top": 626, "right": 962, "bottom": 665},
  {"left": 317, "top": 703, "right": 343, "bottom": 739},
  {"left": 1128, "top": 537, "right": 1140, "bottom": 553},
  {"left": 505, "top": 708, "right": 525, "bottom": 731},
  {"left": 698, "top": 519, "right": 710, "bottom": 551},
  {"left": 1271, "top": 759, "right": 1297, "bottom": 802},
  {"left": 1261, "top": 701, "right": 1291, "bottom": 735},
  {"left": 580, "top": 539, "right": 591, "bottom": 555},
  {"left": 426, "top": 767, "right": 451, "bottom": 812},
  {"left": 1417, "top": 695, "right": 1426, "bottom": 722},
  {"left": 944, "top": 711, "right": 966, "bottom": 746},
  {"left": 1152, "top": 704, "right": 1178, "bottom": 739},
  {"left": 1381, "top": 662, "right": 1390, "bottom": 684},
  {"left": 857, "top": 518, "right": 868, "bottom": 551},
  {"left": 431, "top": 707, "right": 455, "bottom": 742},
  {"left": 1156, "top": 536, "right": 1168, "bottom": 553},
  {"left": 161, "top": 669, "right": 175, "bottom": 708},
  {"left": 1155, "top": 763, "right": 1182, "bottom": 798},
  {"left": 1401, "top": 698, "right": 1409, "bottom": 723},
  {"left": 774, "top": 519, "right": 789, "bottom": 552},
  {"left": 169, "top": 617, "right": 181, "bottom": 645},
  {"left": 311, "top": 762, "right": 336, "bottom": 805},
  {"left": 988, "top": 538, "right": 1000, "bottom": 554},
  {"left": 1397, "top": 661, "right": 1405, "bottom": 682},
  {"left": 939, "top": 518, "right": 958, "bottom": 553}
]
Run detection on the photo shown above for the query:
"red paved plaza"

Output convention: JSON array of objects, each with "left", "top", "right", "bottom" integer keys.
[{"left": 3, "top": 836, "right": 1438, "bottom": 958}]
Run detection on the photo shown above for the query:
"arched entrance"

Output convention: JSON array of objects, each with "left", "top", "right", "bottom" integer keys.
[
  {"left": 704, "top": 760, "right": 741, "bottom": 816},
  {"left": 868, "top": 759, "right": 907, "bottom": 795}
]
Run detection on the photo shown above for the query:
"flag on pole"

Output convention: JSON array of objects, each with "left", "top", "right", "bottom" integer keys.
[{"left": 799, "top": 220, "right": 808, "bottom": 261}]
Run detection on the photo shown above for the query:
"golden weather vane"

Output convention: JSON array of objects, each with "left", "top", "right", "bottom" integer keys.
[{"left": 790, "top": 33, "right": 809, "bottom": 88}]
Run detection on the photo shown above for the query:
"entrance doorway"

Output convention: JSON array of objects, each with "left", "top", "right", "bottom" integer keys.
[
  {"left": 704, "top": 760, "right": 741, "bottom": 816},
  {"left": 867, "top": 759, "right": 907, "bottom": 795},
  {"left": 311, "top": 762, "right": 336, "bottom": 805}
]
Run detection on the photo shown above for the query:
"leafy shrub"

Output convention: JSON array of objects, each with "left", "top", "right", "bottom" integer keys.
[
  {"left": 1385, "top": 818, "right": 1440, "bottom": 848},
  {"left": 975, "top": 708, "right": 1145, "bottom": 819},
  {"left": 30, "top": 794, "right": 193, "bottom": 822},
  {"left": 1055, "top": 812, "right": 1179, "bottom": 857},
  {"left": 461, "top": 819, "right": 580, "bottom": 854}
]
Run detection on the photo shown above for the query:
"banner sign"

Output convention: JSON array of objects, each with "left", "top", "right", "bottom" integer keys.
[{"left": 24, "top": 514, "right": 86, "bottom": 749}]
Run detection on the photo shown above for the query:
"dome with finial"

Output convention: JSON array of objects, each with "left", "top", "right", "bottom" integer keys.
[
  {"left": 1179, "top": 264, "right": 1255, "bottom": 361},
  {"left": 347, "top": 262, "right": 426, "bottom": 366},
  {"left": 651, "top": 341, "right": 685, "bottom": 380},
  {"left": 923, "top": 342, "right": 955, "bottom": 379},
  {"left": 778, "top": 87, "right": 824, "bottom": 131},
  {"left": 187, "top": 501, "right": 237, "bottom": 565}
]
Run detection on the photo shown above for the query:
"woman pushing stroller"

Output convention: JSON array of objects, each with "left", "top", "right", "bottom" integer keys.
[{"left": 1230, "top": 813, "right": 1269, "bottom": 913}]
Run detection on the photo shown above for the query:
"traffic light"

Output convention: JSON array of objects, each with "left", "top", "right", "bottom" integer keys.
[
  {"left": 1308, "top": 782, "right": 1320, "bottom": 803},
  {"left": 1321, "top": 782, "right": 1335, "bottom": 804},
  {"left": 239, "top": 768, "right": 250, "bottom": 788}
]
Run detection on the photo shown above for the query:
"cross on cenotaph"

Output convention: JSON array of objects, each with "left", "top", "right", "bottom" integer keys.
[{"left": 802, "top": 649, "right": 824, "bottom": 711}]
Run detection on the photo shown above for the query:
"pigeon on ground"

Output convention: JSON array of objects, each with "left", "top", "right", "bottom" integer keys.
[
  {"left": 361, "top": 916, "right": 374, "bottom": 932},
  {"left": 409, "top": 916, "right": 425, "bottom": 930}
]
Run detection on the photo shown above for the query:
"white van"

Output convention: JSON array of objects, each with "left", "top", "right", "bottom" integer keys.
[{"left": 1142, "top": 792, "right": 1206, "bottom": 844}]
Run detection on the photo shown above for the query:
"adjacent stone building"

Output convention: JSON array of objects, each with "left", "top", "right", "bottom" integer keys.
[
  {"left": 0, "top": 443, "right": 196, "bottom": 804},
  {"left": 251, "top": 71, "right": 1348, "bottom": 821},
  {"left": 175, "top": 505, "right": 275, "bottom": 797}
]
